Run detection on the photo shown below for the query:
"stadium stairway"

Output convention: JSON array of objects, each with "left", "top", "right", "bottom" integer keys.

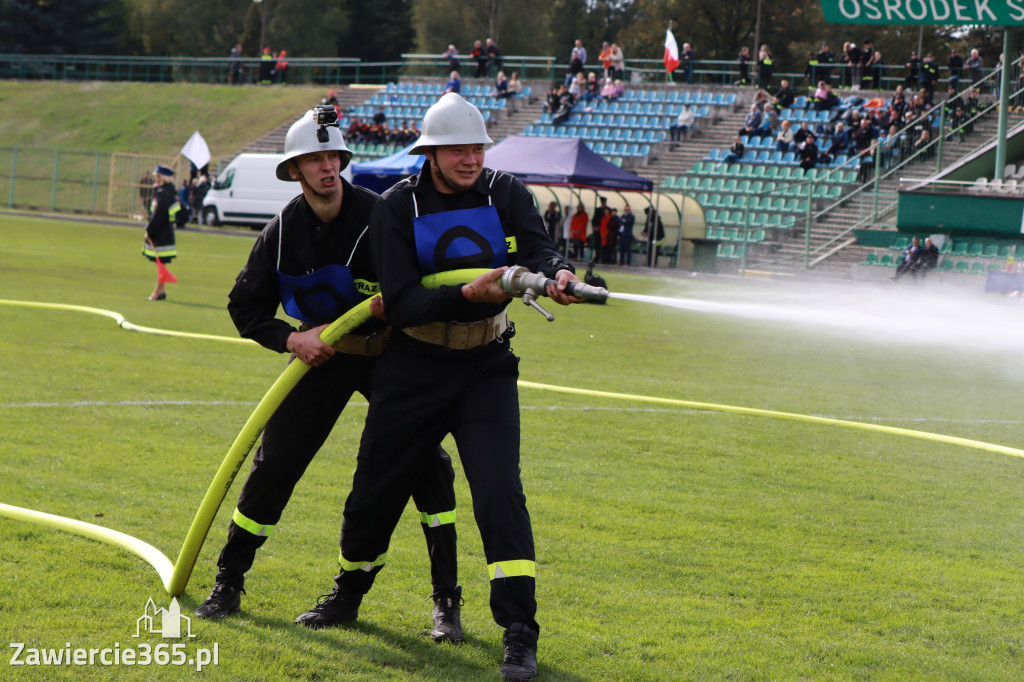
[
  {"left": 239, "top": 86, "right": 385, "bottom": 155},
  {"left": 762, "top": 104, "right": 1022, "bottom": 278}
]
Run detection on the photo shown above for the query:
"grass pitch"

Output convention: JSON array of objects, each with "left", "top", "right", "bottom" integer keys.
[{"left": 2, "top": 215, "right": 1024, "bottom": 680}]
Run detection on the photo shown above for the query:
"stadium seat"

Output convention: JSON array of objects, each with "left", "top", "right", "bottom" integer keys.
[
  {"left": 970, "top": 262, "right": 987, "bottom": 274},
  {"left": 879, "top": 253, "right": 894, "bottom": 267},
  {"left": 954, "top": 260, "right": 969, "bottom": 273},
  {"left": 967, "top": 243, "right": 985, "bottom": 257},
  {"left": 982, "top": 244, "right": 1000, "bottom": 258},
  {"left": 860, "top": 252, "right": 878, "bottom": 266},
  {"left": 939, "top": 259, "right": 954, "bottom": 272}
]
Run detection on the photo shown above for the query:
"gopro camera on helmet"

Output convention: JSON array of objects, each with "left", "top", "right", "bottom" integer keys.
[{"left": 312, "top": 105, "right": 340, "bottom": 142}]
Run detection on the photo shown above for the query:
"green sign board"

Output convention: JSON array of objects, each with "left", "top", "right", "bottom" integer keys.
[{"left": 820, "top": 0, "right": 1024, "bottom": 25}]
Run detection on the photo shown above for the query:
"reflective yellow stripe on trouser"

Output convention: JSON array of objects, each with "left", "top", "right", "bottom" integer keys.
[
  {"left": 338, "top": 551, "right": 387, "bottom": 572},
  {"left": 232, "top": 508, "right": 273, "bottom": 538},
  {"left": 419, "top": 510, "right": 456, "bottom": 528},
  {"left": 488, "top": 560, "right": 536, "bottom": 580}
]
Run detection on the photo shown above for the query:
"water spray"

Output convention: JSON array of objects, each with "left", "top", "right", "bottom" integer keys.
[{"left": 499, "top": 265, "right": 609, "bottom": 321}]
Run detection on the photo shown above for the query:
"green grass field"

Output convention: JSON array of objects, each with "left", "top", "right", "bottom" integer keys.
[{"left": 2, "top": 215, "right": 1024, "bottom": 680}]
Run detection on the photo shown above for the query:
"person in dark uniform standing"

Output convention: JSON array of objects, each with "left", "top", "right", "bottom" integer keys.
[
  {"left": 294, "top": 93, "right": 583, "bottom": 681},
  {"left": 194, "top": 110, "right": 464, "bottom": 645},
  {"left": 142, "top": 164, "right": 180, "bottom": 301}
]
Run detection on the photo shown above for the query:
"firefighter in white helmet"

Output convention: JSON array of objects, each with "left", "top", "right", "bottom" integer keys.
[
  {"left": 295, "top": 93, "right": 583, "bottom": 681},
  {"left": 196, "top": 109, "right": 463, "bottom": 645}
]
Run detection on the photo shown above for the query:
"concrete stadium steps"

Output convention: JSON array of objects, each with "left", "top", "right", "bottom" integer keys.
[
  {"left": 746, "top": 108, "right": 1023, "bottom": 277},
  {"left": 240, "top": 86, "right": 382, "bottom": 155}
]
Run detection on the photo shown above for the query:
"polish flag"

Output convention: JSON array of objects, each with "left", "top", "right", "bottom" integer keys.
[{"left": 664, "top": 29, "right": 680, "bottom": 74}]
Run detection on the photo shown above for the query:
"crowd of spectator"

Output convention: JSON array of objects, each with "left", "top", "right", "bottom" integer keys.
[{"left": 345, "top": 109, "right": 421, "bottom": 147}]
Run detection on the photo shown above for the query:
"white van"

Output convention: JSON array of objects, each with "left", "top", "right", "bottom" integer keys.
[{"left": 200, "top": 154, "right": 299, "bottom": 228}]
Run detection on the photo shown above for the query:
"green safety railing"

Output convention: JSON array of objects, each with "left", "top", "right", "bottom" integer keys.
[{"left": 1, "top": 147, "right": 111, "bottom": 214}]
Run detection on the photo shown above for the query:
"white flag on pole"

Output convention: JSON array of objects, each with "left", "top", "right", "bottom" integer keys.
[{"left": 180, "top": 131, "right": 211, "bottom": 170}]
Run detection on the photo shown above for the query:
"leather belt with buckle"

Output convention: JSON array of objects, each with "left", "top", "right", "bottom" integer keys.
[{"left": 401, "top": 310, "right": 509, "bottom": 350}]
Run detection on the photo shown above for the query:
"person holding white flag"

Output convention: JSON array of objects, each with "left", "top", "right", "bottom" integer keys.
[{"left": 181, "top": 131, "right": 211, "bottom": 176}]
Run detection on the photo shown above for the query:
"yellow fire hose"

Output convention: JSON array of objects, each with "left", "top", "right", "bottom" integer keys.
[{"left": 2, "top": 267, "right": 1023, "bottom": 596}]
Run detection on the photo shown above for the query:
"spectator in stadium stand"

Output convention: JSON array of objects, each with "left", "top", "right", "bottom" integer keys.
[
  {"left": 598, "top": 77, "right": 622, "bottom": 101},
  {"left": 609, "top": 43, "right": 625, "bottom": 80},
  {"left": 566, "top": 42, "right": 585, "bottom": 87},
  {"left": 602, "top": 208, "right": 620, "bottom": 265},
  {"left": 552, "top": 85, "right": 574, "bottom": 126},
  {"left": 372, "top": 107, "right": 387, "bottom": 126},
  {"left": 599, "top": 42, "right": 613, "bottom": 80},
  {"left": 826, "top": 121, "right": 850, "bottom": 158},
  {"left": 920, "top": 54, "right": 938, "bottom": 97},
  {"left": 816, "top": 43, "right": 836, "bottom": 84},
  {"left": 905, "top": 51, "right": 921, "bottom": 89},
  {"left": 919, "top": 237, "right": 940, "bottom": 275},
  {"left": 229, "top": 44, "right": 244, "bottom": 85},
  {"left": 275, "top": 50, "right": 289, "bottom": 83},
  {"left": 798, "top": 133, "right": 818, "bottom": 171},
  {"left": 853, "top": 118, "right": 877, "bottom": 181},
  {"left": 486, "top": 38, "right": 503, "bottom": 76},
  {"left": 804, "top": 51, "right": 820, "bottom": 86},
  {"left": 574, "top": 39, "right": 588, "bottom": 66},
  {"left": 591, "top": 196, "right": 610, "bottom": 261},
  {"left": 773, "top": 78, "right": 794, "bottom": 109},
  {"left": 441, "top": 44, "right": 461, "bottom": 72},
  {"left": 813, "top": 81, "right": 839, "bottom": 110},
  {"left": 543, "top": 201, "right": 561, "bottom": 245},
  {"left": 948, "top": 48, "right": 964, "bottom": 91},
  {"left": 741, "top": 103, "right": 762, "bottom": 136},
  {"left": 792, "top": 120, "right": 812, "bottom": 145},
  {"left": 600, "top": 77, "right": 617, "bottom": 102},
  {"left": 893, "top": 236, "right": 922, "bottom": 278},
  {"left": 757, "top": 45, "right": 774, "bottom": 89},
  {"left": 669, "top": 103, "right": 695, "bottom": 142},
  {"left": 859, "top": 40, "right": 875, "bottom": 90},
  {"left": 966, "top": 49, "right": 984, "bottom": 86},
  {"left": 879, "top": 124, "right": 902, "bottom": 167},
  {"left": 775, "top": 119, "right": 794, "bottom": 152},
  {"left": 508, "top": 72, "right": 523, "bottom": 97},
  {"left": 870, "top": 50, "right": 884, "bottom": 89},
  {"left": 737, "top": 46, "right": 751, "bottom": 86},
  {"left": 681, "top": 43, "right": 695, "bottom": 84},
  {"left": 323, "top": 89, "right": 339, "bottom": 106},
  {"left": 618, "top": 205, "right": 634, "bottom": 267},
  {"left": 569, "top": 73, "right": 584, "bottom": 102},
  {"left": 844, "top": 41, "right": 862, "bottom": 89},
  {"left": 258, "top": 46, "right": 275, "bottom": 84},
  {"left": 582, "top": 72, "right": 601, "bottom": 103},
  {"left": 470, "top": 40, "right": 488, "bottom": 78},
  {"left": 752, "top": 102, "right": 777, "bottom": 138},
  {"left": 443, "top": 70, "right": 461, "bottom": 94},
  {"left": 494, "top": 71, "right": 511, "bottom": 98},
  {"left": 722, "top": 135, "right": 745, "bottom": 165},
  {"left": 570, "top": 203, "right": 588, "bottom": 259}
]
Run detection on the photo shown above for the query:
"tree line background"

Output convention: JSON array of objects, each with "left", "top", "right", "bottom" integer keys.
[{"left": 0, "top": 0, "right": 1016, "bottom": 77}]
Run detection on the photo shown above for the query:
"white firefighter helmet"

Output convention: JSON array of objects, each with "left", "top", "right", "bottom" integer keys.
[
  {"left": 408, "top": 93, "right": 493, "bottom": 155},
  {"left": 275, "top": 109, "right": 353, "bottom": 181}
]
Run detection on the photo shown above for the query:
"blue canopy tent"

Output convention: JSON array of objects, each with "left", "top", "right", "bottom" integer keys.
[
  {"left": 483, "top": 136, "right": 653, "bottom": 192},
  {"left": 349, "top": 142, "right": 424, "bottom": 194}
]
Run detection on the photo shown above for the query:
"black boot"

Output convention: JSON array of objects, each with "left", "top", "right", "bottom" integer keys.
[
  {"left": 430, "top": 585, "right": 464, "bottom": 643},
  {"left": 194, "top": 576, "right": 244, "bottom": 619},
  {"left": 294, "top": 583, "right": 361, "bottom": 629},
  {"left": 500, "top": 622, "right": 538, "bottom": 681}
]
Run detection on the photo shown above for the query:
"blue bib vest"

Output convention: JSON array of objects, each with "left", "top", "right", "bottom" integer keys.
[
  {"left": 275, "top": 212, "right": 366, "bottom": 326},
  {"left": 413, "top": 204, "right": 508, "bottom": 274}
]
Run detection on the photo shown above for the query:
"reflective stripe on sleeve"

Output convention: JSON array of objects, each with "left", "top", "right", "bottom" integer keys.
[
  {"left": 418, "top": 510, "right": 456, "bottom": 527},
  {"left": 488, "top": 559, "right": 536, "bottom": 580},
  {"left": 232, "top": 508, "right": 273, "bottom": 537},
  {"left": 338, "top": 550, "right": 387, "bottom": 572}
]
